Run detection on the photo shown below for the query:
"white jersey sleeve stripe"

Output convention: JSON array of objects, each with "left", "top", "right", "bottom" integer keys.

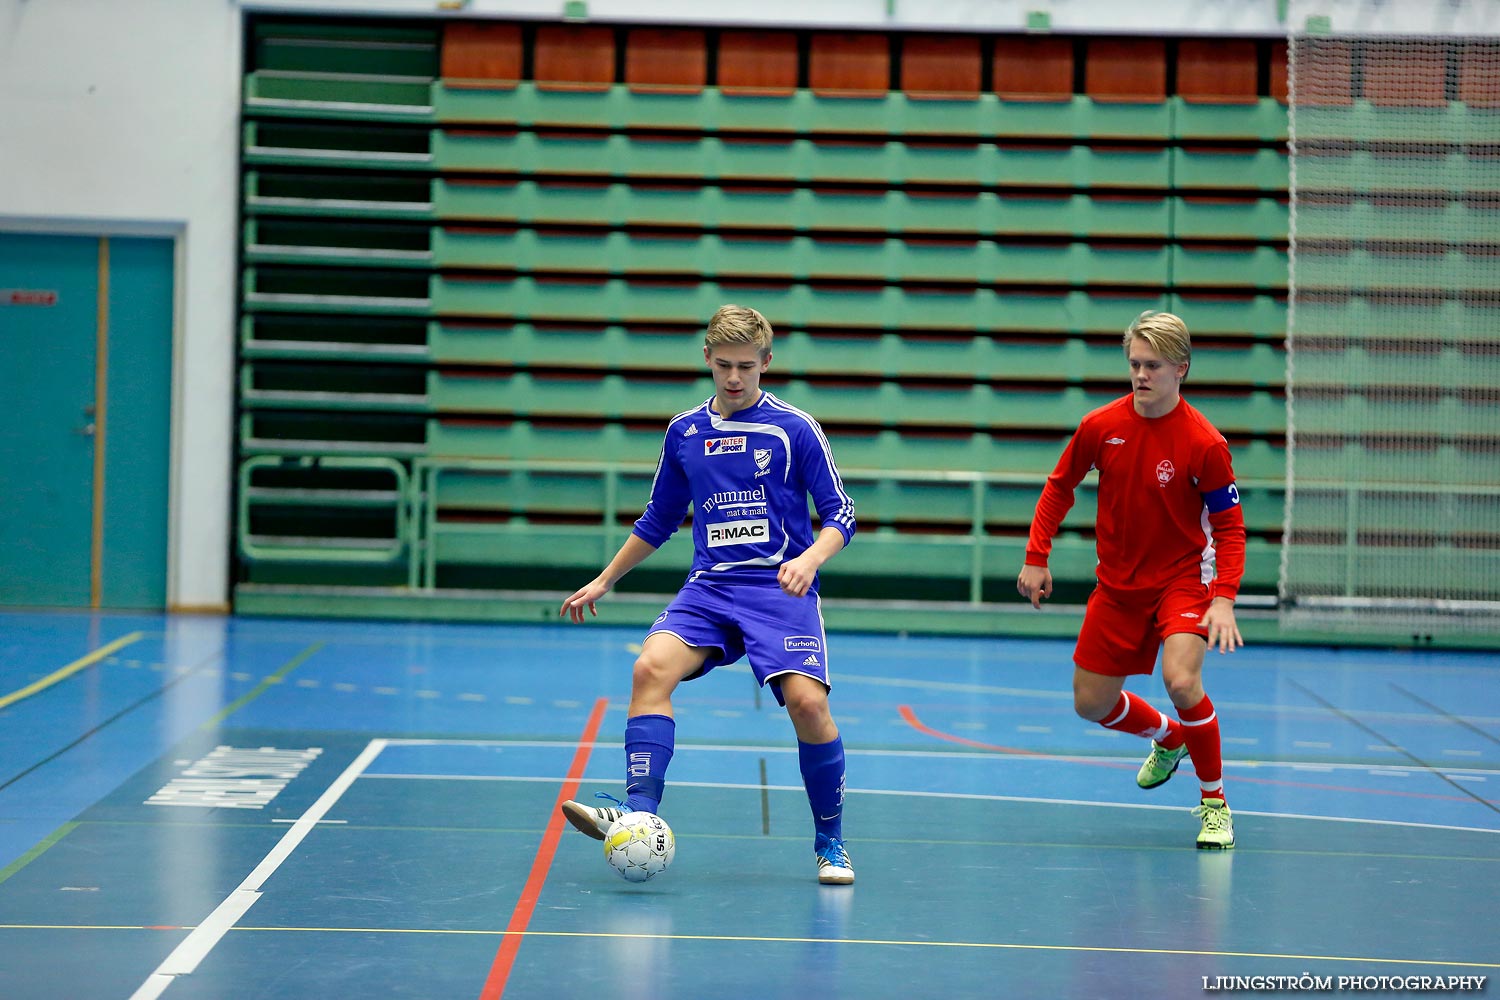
[{"left": 762, "top": 393, "right": 857, "bottom": 533}]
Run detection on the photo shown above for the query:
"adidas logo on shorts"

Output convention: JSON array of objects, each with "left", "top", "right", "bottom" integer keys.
[{"left": 802, "top": 654, "right": 820, "bottom": 666}]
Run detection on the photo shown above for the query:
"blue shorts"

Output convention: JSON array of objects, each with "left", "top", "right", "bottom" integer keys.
[{"left": 646, "top": 577, "right": 831, "bottom": 707}]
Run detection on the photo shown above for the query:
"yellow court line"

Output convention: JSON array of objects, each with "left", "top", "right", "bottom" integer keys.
[
  {"left": 0, "top": 823, "right": 80, "bottom": 887},
  {"left": 0, "top": 929, "right": 175, "bottom": 935},
  {"left": 0, "top": 632, "right": 144, "bottom": 712},
  {"left": 251, "top": 929, "right": 1500, "bottom": 968},
  {"left": 1, "top": 924, "right": 1495, "bottom": 970},
  {"left": 199, "top": 642, "right": 323, "bottom": 729}
]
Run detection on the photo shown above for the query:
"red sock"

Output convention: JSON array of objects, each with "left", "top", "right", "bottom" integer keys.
[
  {"left": 1099, "top": 692, "right": 1182, "bottom": 746},
  {"left": 1178, "top": 694, "right": 1225, "bottom": 802}
]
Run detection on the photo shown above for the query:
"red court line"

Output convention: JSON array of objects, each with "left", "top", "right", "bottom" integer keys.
[
  {"left": 898, "top": 704, "right": 1038, "bottom": 756},
  {"left": 899, "top": 704, "right": 1132, "bottom": 771},
  {"left": 898, "top": 705, "right": 1495, "bottom": 804},
  {"left": 478, "top": 696, "right": 609, "bottom": 1000}
]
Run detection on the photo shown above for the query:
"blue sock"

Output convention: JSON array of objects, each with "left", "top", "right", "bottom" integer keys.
[
  {"left": 799, "top": 735, "right": 846, "bottom": 841},
  {"left": 622, "top": 713, "right": 675, "bottom": 814}
]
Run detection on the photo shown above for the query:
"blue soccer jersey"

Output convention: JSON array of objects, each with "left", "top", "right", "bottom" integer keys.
[{"left": 631, "top": 391, "right": 856, "bottom": 587}]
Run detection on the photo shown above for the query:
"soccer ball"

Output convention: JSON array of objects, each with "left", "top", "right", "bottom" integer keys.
[{"left": 603, "top": 811, "right": 675, "bottom": 882}]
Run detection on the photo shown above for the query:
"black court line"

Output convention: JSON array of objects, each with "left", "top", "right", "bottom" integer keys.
[
  {"left": 759, "top": 757, "right": 771, "bottom": 835},
  {"left": 1288, "top": 678, "right": 1500, "bottom": 815},
  {"left": 0, "top": 648, "right": 223, "bottom": 795},
  {"left": 1389, "top": 683, "right": 1500, "bottom": 747}
]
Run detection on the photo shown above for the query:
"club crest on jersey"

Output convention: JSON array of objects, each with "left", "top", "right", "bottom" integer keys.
[
  {"left": 705, "top": 436, "right": 747, "bottom": 455},
  {"left": 1156, "top": 459, "right": 1176, "bottom": 485}
]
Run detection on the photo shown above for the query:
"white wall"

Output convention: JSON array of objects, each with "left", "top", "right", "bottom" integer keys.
[
  {"left": 0, "top": 0, "right": 242, "bottom": 610},
  {"left": 247, "top": 0, "right": 1290, "bottom": 34},
  {"left": 248, "top": 0, "right": 1500, "bottom": 35},
  {"left": 1, "top": 0, "right": 1493, "bottom": 609}
]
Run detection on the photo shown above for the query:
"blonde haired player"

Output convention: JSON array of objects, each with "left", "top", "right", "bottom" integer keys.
[
  {"left": 1017, "top": 310, "right": 1246, "bottom": 848},
  {"left": 559, "top": 304, "right": 858, "bottom": 883}
]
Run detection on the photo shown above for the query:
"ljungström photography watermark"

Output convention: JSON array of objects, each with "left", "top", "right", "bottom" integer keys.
[{"left": 1202, "top": 974, "right": 1488, "bottom": 993}]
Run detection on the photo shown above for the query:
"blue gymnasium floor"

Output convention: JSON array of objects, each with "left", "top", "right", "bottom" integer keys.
[{"left": 0, "top": 610, "right": 1496, "bottom": 1000}]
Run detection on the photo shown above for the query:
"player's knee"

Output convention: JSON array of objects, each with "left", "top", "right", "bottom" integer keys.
[
  {"left": 1072, "top": 689, "right": 1113, "bottom": 722},
  {"left": 631, "top": 651, "right": 677, "bottom": 693},
  {"left": 1163, "top": 673, "right": 1203, "bottom": 707},
  {"left": 1071, "top": 673, "right": 1119, "bottom": 721},
  {"left": 781, "top": 681, "right": 830, "bottom": 730}
]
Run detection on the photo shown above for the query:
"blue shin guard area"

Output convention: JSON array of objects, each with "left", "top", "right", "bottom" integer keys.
[{"left": 623, "top": 713, "right": 674, "bottom": 814}]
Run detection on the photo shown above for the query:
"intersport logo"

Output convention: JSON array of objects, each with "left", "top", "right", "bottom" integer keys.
[{"left": 705, "top": 436, "right": 747, "bottom": 455}]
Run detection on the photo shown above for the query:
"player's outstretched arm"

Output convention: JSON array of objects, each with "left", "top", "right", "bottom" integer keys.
[
  {"left": 1201, "top": 596, "right": 1244, "bottom": 653},
  {"left": 1017, "top": 564, "right": 1053, "bottom": 609},
  {"left": 560, "top": 534, "right": 658, "bottom": 623}
]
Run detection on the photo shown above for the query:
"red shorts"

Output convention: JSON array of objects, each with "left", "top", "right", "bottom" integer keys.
[{"left": 1073, "top": 580, "right": 1213, "bottom": 677}]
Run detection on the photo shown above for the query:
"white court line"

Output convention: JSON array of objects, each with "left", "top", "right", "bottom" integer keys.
[
  {"left": 358, "top": 772, "right": 1500, "bottom": 836},
  {"left": 377, "top": 737, "right": 1500, "bottom": 776},
  {"left": 852, "top": 786, "right": 1500, "bottom": 837},
  {"left": 129, "top": 739, "right": 388, "bottom": 1000},
  {"left": 271, "top": 818, "right": 348, "bottom": 825}
]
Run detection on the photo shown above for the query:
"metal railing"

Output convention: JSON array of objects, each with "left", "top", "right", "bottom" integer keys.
[{"left": 236, "top": 454, "right": 1287, "bottom": 604}]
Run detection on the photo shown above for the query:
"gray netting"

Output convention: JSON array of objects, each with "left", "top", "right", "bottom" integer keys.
[{"left": 1282, "top": 33, "right": 1500, "bottom": 637}]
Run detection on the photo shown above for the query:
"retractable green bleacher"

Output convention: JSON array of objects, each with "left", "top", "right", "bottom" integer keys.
[{"left": 235, "top": 19, "right": 1289, "bottom": 633}]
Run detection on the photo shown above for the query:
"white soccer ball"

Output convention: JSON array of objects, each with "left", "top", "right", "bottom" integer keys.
[{"left": 603, "top": 811, "right": 675, "bottom": 882}]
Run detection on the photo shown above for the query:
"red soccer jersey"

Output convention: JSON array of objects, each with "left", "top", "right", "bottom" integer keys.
[{"left": 1025, "top": 394, "right": 1246, "bottom": 600}]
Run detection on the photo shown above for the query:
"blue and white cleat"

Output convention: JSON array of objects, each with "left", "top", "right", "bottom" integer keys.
[
  {"left": 560, "top": 792, "right": 629, "bottom": 841},
  {"left": 815, "top": 833, "right": 855, "bottom": 885}
]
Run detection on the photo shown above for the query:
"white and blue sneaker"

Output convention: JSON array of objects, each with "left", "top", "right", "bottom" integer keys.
[
  {"left": 815, "top": 833, "right": 855, "bottom": 885},
  {"left": 560, "top": 792, "right": 628, "bottom": 841}
]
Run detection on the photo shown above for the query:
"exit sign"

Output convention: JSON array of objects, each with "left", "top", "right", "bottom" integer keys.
[{"left": 1, "top": 289, "right": 58, "bottom": 306}]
